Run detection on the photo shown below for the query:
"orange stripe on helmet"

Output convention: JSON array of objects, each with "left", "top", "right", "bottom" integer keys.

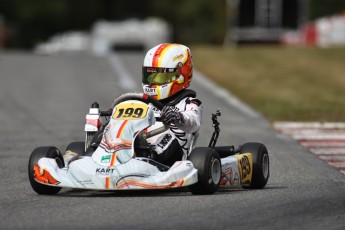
[
  {"left": 152, "top": 43, "right": 170, "bottom": 67},
  {"left": 152, "top": 43, "right": 178, "bottom": 67}
]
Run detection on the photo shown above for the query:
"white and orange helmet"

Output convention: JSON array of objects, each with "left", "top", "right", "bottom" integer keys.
[{"left": 142, "top": 43, "right": 193, "bottom": 100}]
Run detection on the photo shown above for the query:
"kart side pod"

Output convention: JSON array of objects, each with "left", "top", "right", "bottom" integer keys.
[{"left": 208, "top": 109, "right": 269, "bottom": 189}]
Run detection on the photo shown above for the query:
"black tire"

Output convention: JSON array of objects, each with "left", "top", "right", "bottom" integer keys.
[
  {"left": 188, "top": 147, "right": 221, "bottom": 195},
  {"left": 240, "top": 142, "right": 269, "bottom": 189},
  {"left": 28, "top": 146, "right": 64, "bottom": 195},
  {"left": 65, "top": 141, "right": 85, "bottom": 156}
]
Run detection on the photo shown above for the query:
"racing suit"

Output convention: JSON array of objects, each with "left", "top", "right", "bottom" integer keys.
[{"left": 147, "top": 89, "right": 202, "bottom": 166}]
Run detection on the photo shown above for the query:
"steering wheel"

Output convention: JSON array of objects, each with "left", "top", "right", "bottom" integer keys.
[
  {"left": 109, "top": 93, "right": 167, "bottom": 159},
  {"left": 110, "top": 93, "right": 164, "bottom": 110},
  {"left": 110, "top": 92, "right": 168, "bottom": 138}
]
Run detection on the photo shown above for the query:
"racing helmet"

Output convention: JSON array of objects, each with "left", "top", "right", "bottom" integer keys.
[{"left": 142, "top": 43, "right": 193, "bottom": 100}]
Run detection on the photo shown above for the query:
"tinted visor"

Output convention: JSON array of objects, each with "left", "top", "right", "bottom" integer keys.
[{"left": 142, "top": 67, "right": 178, "bottom": 85}]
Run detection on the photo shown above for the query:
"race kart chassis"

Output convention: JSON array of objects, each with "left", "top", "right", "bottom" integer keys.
[{"left": 29, "top": 93, "right": 269, "bottom": 195}]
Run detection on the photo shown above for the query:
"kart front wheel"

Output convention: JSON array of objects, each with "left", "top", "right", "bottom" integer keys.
[
  {"left": 65, "top": 141, "right": 85, "bottom": 156},
  {"left": 240, "top": 142, "right": 269, "bottom": 189},
  {"left": 188, "top": 147, "right": 221, "bottom": 195},
  {"left": 28, "top": 146, "right": 64, "bottom": 195}
]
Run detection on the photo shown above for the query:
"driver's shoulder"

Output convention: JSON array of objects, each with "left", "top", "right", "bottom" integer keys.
[{"left": 186, "top": 97, "right": 202, "bottom": 106}]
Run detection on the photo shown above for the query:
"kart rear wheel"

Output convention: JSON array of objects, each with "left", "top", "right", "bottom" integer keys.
[
  {"left": 240, "top": 142, "right": 269, "bottom": 189},
  {"left": 188, "top": 147, "right": 221, "bottom": 195},
  {"left": 28, "top": 146, "right": 64, "bottom": 195}
]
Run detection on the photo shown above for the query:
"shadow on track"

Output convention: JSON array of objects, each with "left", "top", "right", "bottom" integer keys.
[
  {"left": 52, "top": 185, "right": 287, "bottom": 198},
  {"left": 57, "top": 188, "right": 192, "bottom": 198}
]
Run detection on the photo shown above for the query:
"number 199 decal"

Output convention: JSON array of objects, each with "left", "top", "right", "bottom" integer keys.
[
  {"left": 234, "top": 153, "right": 253, "bottom": 185},
  {"left": 113, "top": 102, "right": 149, "bottom": 120}
]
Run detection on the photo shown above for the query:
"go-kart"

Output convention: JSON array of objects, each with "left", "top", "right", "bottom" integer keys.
[{"left": 28, "top": 92, "right": 269, "bottom": 195}]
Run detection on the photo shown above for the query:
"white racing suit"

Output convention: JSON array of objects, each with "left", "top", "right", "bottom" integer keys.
[{"left": 147, "top": 91, "right": 202, "bottom": 166}]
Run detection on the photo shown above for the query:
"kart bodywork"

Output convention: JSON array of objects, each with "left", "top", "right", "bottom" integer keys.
[{"left": 29, "top": 93, "right": 269, "bottom": 195}]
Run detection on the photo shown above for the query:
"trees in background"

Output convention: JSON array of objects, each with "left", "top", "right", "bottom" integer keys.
[
  {"left": 310, "top": 0, "right": 345, "bottom": 19},
  {"left": 0, "top": 0, "right": 343, "bottom": 48},
  {"left": 0, "top": 0, "right": 226, "bottom": 48}
]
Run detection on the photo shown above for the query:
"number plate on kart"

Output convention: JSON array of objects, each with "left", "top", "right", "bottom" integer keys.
[
  {"left": 113, "top": 101, "right": 149, "bottom": 120},
  {"left": 233, "top": 153, "right": 253, "bottom": 185}
]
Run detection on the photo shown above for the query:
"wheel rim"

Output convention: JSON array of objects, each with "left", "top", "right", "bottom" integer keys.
[
  {"left": 211, "top": 158, "right": 221, "bottom": 184},
  {"left": 262, "top": 154, "right": 269, "bottom": 179}
]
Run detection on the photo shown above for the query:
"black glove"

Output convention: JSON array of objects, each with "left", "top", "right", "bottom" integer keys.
[{"left": 160, "top": 106, "right": 185, "bottom": 125}]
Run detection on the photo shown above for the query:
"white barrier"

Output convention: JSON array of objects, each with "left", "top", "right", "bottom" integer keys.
[
  {"left": 316, "top": 14, "right": 345, "bottom": 47},
  {"left": 282, "top": 13, "right": 345, "bottom": 47}
]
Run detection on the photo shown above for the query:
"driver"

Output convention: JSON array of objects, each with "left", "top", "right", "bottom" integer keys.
[{"left": 142, "top": 43, "right": 202, "bottom": 166}]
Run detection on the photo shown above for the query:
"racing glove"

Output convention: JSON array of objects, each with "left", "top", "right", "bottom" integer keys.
[{"left": 160, "top": 106, "right": 185, "bottom": 125}]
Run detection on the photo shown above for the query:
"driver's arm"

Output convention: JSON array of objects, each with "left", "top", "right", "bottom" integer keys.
[{"left": 161, "top": 98, "right": 202, "bottom": 134}]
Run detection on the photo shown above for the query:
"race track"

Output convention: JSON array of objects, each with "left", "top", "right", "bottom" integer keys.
[{"left": 1, "top": 51, "right": 345, "bottom": 229}]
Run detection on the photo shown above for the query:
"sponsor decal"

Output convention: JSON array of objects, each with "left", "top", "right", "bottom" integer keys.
[
  {"left": 167, "top": 68, "right": 175, "bottom": 73},
  {"left": 222, "top": 163, "right": 232, "bottom": 175},
  {"left": 96, "top": 168, "right": 116, "bottom": 176},
  {"left": 101, "top": 155, "right": 111, "bottom": 163},
  {"left": 146, "top": 67, "right": 157, "bottom": 72},
  {"left": 113, "top": 103, "right": 149, "bottom": 120},
  {"left": 144, "top": 87, "right": 157, "bottom": 95},
  {"left": 157, "top": 134, "right": 172, "bottom": 149},
  {"left": 240, "top": 155, "right": 251, "bottom": 179},
  {"left": 234, "top": 154, "right": 252, "bottom": 185},
  {"left": 76, "top": 178, "right": 94, "bottom": 185},
  {"left": 173, "top": 53, "right": 184, "bottom": 62},
  {"left": 222, "top": 162, "right": 240, "bottom": 185}
]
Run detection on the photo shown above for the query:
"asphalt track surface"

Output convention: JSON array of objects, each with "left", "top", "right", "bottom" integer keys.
[{"left": 1, "top": 51, "right": 345, "bottom": 230}]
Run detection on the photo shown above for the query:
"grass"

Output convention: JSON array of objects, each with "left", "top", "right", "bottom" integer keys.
[{"left": 191, "top": 45, "right": 345, "bottom": 122}]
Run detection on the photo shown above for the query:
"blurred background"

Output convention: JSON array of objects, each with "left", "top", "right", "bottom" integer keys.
[
  {"left": 1, "top": 0, "right": 345, "bottom": 50},
  {"left": 1, "top": 0, "right": 345, "bottom": 122}
]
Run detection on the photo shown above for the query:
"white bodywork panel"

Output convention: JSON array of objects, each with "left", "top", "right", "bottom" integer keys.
[
  {"left": 34, "top": 99, "right": 243, "bottom": 191},
  {"left": 35, "top": 100, "right": 198, "bottom": 190}
]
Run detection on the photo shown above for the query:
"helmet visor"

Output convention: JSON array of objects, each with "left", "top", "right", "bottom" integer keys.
[{"left": 142, "top": 67, "right": 178, "bottom": 85}]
